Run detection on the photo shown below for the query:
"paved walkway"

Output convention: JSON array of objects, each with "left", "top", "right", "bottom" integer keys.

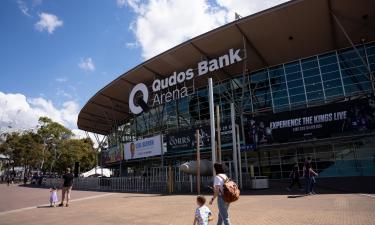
[{"left": 0, "top": 184, "right": 374, "bottom": 225}]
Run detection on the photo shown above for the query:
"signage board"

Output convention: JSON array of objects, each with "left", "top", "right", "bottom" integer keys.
[
  {"left": 244, "top": 97, "right": 375, "bottom": 146},
  {"left": 102, "top": 146, "right": 123, "bottom": 165},
  {"left": 124, "top": 135, "right": 162, "bottom": 160},
  {"left": 166, "top": 123, "right": 233, "bottom": 153}
]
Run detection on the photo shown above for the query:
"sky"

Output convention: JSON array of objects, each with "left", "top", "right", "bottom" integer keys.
[{"left": 0, "top": 0, "right": 288, "bottom": 141}]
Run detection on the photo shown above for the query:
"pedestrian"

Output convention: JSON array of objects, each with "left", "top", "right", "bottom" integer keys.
[
  {"left": 303, "top": 157, "right": 318, "bottom": 195},
  {"left": 287, "top": 163, "right": 302, "bottom": 192},
  {"left": 59, "top": 168, "right": 74, "bottom": 207},
  {"left": 209, "top": 163, "right": 232, "bottom": 225},
  {"left": 193, "top": 195, "right": 213, "bottom": 225},
  {"left": 50, "top": 186, "right": 59, "bottom": 207},
  {"left": 6, "top": 175, "right": 10, "bottom": 186}
]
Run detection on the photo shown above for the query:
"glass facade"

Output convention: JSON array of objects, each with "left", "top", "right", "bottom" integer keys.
[
  {"left": 118, "top": 42, "right": 375, "bottom": 140},
  {"left": 246, "top": 135, "right": 375, "bottom": 179},
  {"left": 105, "top": 42, "right": 375, "bottom": 179}
]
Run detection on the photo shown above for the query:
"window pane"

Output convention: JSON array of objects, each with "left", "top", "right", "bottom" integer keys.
[{"left": 289, "top": 87, "right": 305, "bottom": 96}]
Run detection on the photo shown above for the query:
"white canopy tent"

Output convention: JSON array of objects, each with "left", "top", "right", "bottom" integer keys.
[{"left": 80, "top": 166, "right": 112, "bottom": 178}]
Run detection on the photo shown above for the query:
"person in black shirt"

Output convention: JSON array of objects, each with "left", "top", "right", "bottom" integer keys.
[{"left": 59, "top": 168, "right": 74, "bottom": 207}]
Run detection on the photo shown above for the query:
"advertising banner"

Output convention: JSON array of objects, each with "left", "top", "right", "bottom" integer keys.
[
  {"left": 244, "top": 97, "right": 375, "bottom": 146},
  {"left": 102, "top": 146, "right": 124, "bottom": 165},
  {"left": 124, "top": 135, "right": 162, "bottom": 160},
  {"left": 166, "top": 123, "right": 233, "bottom": 153}
]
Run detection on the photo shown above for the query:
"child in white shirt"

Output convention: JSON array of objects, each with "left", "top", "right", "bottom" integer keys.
[{"left": 193, "top": 195, "right": 213, "bottom": 225}]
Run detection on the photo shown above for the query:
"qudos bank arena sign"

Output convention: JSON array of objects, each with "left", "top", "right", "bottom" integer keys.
[{"left": 129, "top": 48, "right": 242, "bottom": 114}]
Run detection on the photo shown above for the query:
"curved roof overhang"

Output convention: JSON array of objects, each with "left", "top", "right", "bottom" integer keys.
[{"left": 78, "top": 0, "right": 375, "bottom": 135}]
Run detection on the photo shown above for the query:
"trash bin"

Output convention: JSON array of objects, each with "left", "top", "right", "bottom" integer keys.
[{"left": 251, "top": 176, "right": 269, "bottom": 189}]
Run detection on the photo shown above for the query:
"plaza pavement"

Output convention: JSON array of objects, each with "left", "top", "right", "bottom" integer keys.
[{"left": 0, "top": 184, "right": 374, "bottom": 225}]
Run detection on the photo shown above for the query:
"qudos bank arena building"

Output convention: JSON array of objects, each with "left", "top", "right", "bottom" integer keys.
[{"left": 78, "top": 0, "right": 375, "bottom": 190}]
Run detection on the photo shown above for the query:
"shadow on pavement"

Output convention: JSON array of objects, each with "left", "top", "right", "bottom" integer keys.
[{"left": 287, "top": 195, "right": 305, "bottom": 198}]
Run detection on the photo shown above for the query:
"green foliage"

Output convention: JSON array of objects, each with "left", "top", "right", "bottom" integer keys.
[{"left": 0, "top": 117, "right": 98, "bottom": 174}]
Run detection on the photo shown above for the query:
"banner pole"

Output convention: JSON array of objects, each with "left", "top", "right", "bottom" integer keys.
[
  {"left": 231, "top": 103, "right": 239, "bottom": 183},
  {"left": 196, "top": 129, "right": 201, "bottom": 195},
  {"left": 236, "top": 124, "right": 243, "bottom": 189},
  {"left": 208, "top": 78, "right": 216, "bottom": 176}
]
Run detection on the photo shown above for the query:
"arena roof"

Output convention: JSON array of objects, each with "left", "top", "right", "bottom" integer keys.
[{"left": 78, "top": 0, "right": 375, "bottom": 135}]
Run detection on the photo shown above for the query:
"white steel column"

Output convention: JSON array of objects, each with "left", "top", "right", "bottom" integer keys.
[
  {"left": 236, "top": 124, "right": 242, "bottom": 189},
  {"left": 208, "top": 78, "right": 216, "bottom": 176},
  {"left": 231, "top": 103, "right": 239, "bottom": 183}
]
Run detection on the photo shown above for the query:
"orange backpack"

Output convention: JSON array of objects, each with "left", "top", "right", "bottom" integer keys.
[{"left": 218, "top": 175, "right": 240, "bottom": 203}]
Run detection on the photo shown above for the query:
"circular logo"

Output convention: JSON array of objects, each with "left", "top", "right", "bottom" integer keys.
[{"left": 129, "top": 83, "right": 149, "bottom": 114}]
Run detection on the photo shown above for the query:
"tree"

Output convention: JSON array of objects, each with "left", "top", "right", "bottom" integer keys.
[
  {"left": 37, "top": 117, "right": 72, "bottom": 172},
  {"left": 55, "top": 138, "right": 97, "bottom": 173},
  {"left": 0, "top": 117, "right": 98, "bottom": 176}
]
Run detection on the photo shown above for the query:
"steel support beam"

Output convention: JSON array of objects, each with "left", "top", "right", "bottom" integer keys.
[
  {"left": 331, "top": 11, "right": 375, "bottom": 93},
  {"left": 234, "top": 24, "right": 269, "bottom": 67}
]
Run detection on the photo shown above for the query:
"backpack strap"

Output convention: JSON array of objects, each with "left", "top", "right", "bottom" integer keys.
[{"left": 217, "top": 174, "right": 228, "bottom": 182}]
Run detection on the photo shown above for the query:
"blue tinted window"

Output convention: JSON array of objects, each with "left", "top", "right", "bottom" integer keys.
[
  {"left": 302, "top": 68, "right": 320, "bottom": 77},
  {"left": 272, "top": 90, "right": 288, "bottom": 99},
  {"left": 286, "top": 72, "right": 302, "bottom": 81},
  {"left": 325, "top": 87, "right": 343, "bottom": 97},
  {"left": 305, "top": 83, "right": 322, "bottom": 93},
  {"left": 343, "top": 76, "right": 369, "bottom": 84},
  {"left": 307, "top": 90, "right": 324, "bottom": 101},
  {"left": 301, "top": 57, "right": 318, "bottom": 70},
  {"left": 284, "top": 62, "right": 300, "bottom": 74},
  {"left": 288, "top": 79, "right": 303, "bottom": 88},
  {"left": 270, "top": 76, "right": 285, "bottom": 84},
  {"left": 273, "top": 97, "right": 289, "bottom": 106},
  {"left": 290, "top": 94, "right": 306, "bottom": 103},
  {"left": 289, "top": 87, "right": 305, "bottom": 96},
  {"left": 304, "top": 75, "right": 321, "bottom": 85},
  {"left": 271, "top": 83, "right": 287, "bottom": 92},
  {"left": 269, "top": 67, "right": 284, "bottom": 78},
  {"left": 319, "top": 54, "right": 337, "bottom": 65},
  {"left": 324, "top": 78, "right": 342, "bottom": 89},
  {"left": 320, "top": 64, "right": 339, "bottom": 74},
  {"left": 321, "top": 71, "right": 341, "bottom": 81}
]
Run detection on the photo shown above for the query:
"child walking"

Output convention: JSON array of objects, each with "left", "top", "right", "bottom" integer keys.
[
  {"left": 50, "top": 186, "right": 59, "bottom": 207},
  {"left": 193, "top": 196, "right": 212, "bottom": 225}
]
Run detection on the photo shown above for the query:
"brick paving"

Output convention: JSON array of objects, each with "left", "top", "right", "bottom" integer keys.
[{"left": 0, "top": 184, "right": 375, "bottom": 225}]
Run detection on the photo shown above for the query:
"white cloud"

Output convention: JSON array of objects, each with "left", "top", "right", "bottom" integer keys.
[
  {"left": 0, "top": 91, "right": 101, "bottom": 146},
  {"left": 126, "top": 0, "right": 289, "bottom": 59},
  {"left": 78, "top": 57, "right": 95, "bottom": 72},
  {"left": 55, "top": 77, "right": 68, "bottom": 82},
  {"left": 17, "top": 0, "right": 31, "bottom": 17},
  {"left": 0, "top": 92, "right": 78, "bottom": 132},
  {"left": 117, "top": 0, "right": 127, "bottom": 8},
  {"left": 125, "top": 41, "right": 139, "bottom": 49},
  {"left": 35, "top": 12, "right": 63, "bottom": 34}
]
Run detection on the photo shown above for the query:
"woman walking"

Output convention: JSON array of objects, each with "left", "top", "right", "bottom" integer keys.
[{"left": 209, "top": 163, "right": 231, "bottom": 225}]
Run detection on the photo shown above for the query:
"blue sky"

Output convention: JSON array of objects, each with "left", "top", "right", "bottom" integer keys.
[
  {"left": 0, "top": 0, "right": 287, "bottom": 137},
  {"left": 0, "top": 0, "right": 141, "bottom": 106}
]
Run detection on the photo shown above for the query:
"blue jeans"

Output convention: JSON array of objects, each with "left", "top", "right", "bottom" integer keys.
[
  {"left": 309, "top": 177, "right": 316, "bottom": 193},
  {"left": 217, "top": 196, "right": 231, "bottom": 225},
  {"left": 305, "top": 177, "right": 316, "bottom": 193}
]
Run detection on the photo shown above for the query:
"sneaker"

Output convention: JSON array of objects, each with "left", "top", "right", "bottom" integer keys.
[
  {"left": 311, "top": 191, "right": 317, "bottom": 195},
  {"left": 66, "top": 203, "right": 69, "bottom": 207},
  {"left": 58, "top": 203, "right": 64, "bottom": 207}
]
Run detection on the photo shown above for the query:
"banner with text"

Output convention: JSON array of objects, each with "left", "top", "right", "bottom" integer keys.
[
  {"left": 166, "top": 123, "right": 233, "bottom": 153},
  {"left": 244, "top": 97, "right": 375, "bottom": 146},
  {"left": 102, "top": 146, "right": 124, "bottom": 165},
  {"left": 124, "top": 135, "right": 162, "bottom": 160}
]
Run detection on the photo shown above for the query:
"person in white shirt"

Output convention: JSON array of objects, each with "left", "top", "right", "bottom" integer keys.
[
  {"left": 193, "top": 195, "right": 212, "bottom": 225},
  {"left": 209, "top": 163, "right": 232, "bottom": 225}
]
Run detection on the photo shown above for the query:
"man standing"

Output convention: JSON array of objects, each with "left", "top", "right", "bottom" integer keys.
[{"left": 59, "top": 168, "right": 74, "bottom": 207}]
